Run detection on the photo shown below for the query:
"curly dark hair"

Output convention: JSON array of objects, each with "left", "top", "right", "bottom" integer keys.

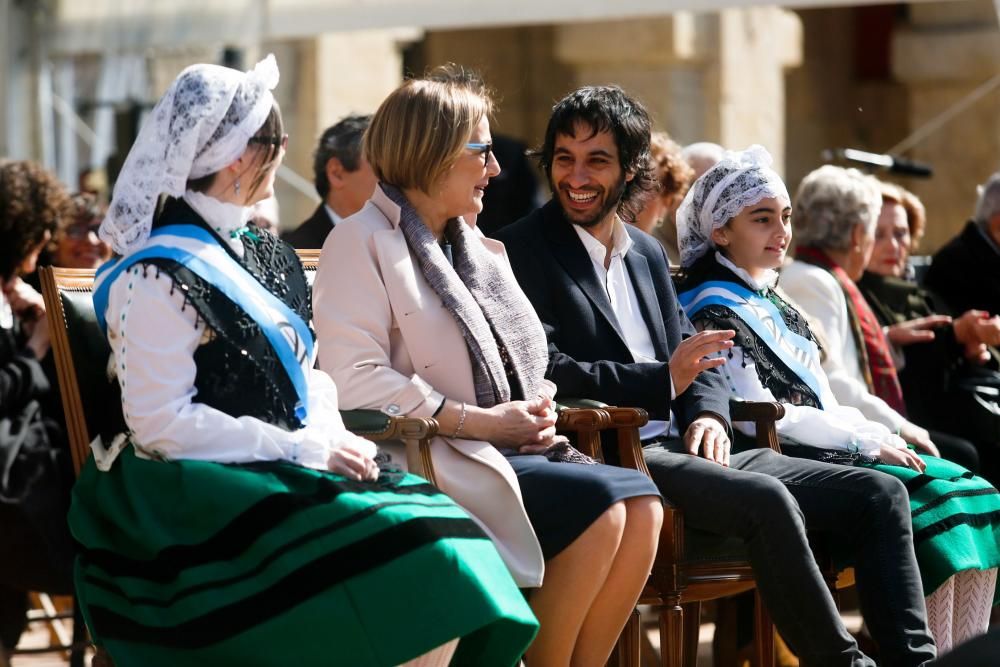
[
  {"left": 650, "top": 131, "right": 694, "bottom": 204},
  {"left": 535, "top": 86, "right": 657, "bottom": 224},
  {"left": 0, "top": 160, "right": 72, "bottom": 280}
]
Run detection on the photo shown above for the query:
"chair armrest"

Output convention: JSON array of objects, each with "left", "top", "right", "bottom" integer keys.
[
  {"left": 340, "top": 409, "right": 438, "bottom": 440},
  {"left": 555, "top": 403, "right": 611, "bottom": 459},
  {"left": 340, "top": 409, "right": 440, "bottom": 486},
  {"left": 729, "top": 400, "right": 785, "bottom": 453},
  {"left": 557, "top": 398, "right": 651, "bottom": 474}
]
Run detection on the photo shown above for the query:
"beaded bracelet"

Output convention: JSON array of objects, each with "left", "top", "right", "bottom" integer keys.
[{"left": 452, "top": 401, "right": 467, "bottom": 439}]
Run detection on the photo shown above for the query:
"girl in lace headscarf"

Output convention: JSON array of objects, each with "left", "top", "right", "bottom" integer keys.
[
  {"left": 69, "top": 55, "right": 537, "bottom": 667},
  {"left": 675, "top": 145, "right": 1000, "bottom": 655}
]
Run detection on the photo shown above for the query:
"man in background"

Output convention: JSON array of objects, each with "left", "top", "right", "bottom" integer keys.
[{"left": 282, "top": 114, "right": 376, "bottom": 249}]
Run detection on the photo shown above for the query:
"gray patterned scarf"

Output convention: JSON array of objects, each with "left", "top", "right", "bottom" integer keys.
[{"left": 383, "top": 184, "right": 548, "bottom": 406}]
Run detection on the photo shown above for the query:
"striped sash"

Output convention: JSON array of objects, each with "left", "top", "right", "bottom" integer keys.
[
  {"left": 679, "top": 280, "right": 827, "bottom": 409},
  {"left": 93, "top": 224, "right": 314, "bottom": 423}
]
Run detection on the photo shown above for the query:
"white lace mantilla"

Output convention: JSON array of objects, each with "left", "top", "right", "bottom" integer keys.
[
  {"left": 100, "top": 55, "right": 279, "bottom": 257},
  {"left": 676, "top": 144, "right": 789, "bottom": 268}
]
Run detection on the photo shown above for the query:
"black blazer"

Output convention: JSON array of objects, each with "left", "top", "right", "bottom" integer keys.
[
  {"left": 924, "top": 221, "right": 1000, "bottom": 318},
  {"left": 281, "top": 204, "right": 334, "bottom": 250},
  {"left": 496, "top": 200, "right": 731, "bottom": 431}
]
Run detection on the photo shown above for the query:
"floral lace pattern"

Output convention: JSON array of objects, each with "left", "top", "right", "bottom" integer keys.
[
  {"left": 676, "top": 144, "right": 789, "bottom": 268},
  {"left": 100, "top": 55, "right": 279, "bottom": 256}
]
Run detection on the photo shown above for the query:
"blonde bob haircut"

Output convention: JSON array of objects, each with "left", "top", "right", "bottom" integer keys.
[{"left": 364, "top": 77, "right": 492, "bottom": 194}]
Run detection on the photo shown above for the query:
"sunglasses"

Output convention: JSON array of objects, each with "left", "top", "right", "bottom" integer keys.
[
  {"left": 466, "top": 141, "right": 493, "bottom": 165},
  {"left": 249, "top": 134, "right": 289, "bottom": 150},
  {"left": 65, "top": 223, "right": 102, "bottom": 241}
]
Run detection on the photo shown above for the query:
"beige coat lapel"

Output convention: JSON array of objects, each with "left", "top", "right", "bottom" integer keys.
[{"left": 365, "top": 188, "right": 545, "bottom": 586}]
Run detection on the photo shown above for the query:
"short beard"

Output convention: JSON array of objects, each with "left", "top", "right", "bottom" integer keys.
[{"left": 554, "top": 175, "right": 627, "bottom": 228}]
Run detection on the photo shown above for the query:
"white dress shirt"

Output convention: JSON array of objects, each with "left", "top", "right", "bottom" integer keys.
[
  {"left": 780, "top": 259, "right": 907, "bottom": 432},
  {"left": 324, "top": 204, "right": 344, "bottom": 228},
  {"left": 101, "top": 191, "right": 374, "bottom": 470},
  {"left": 573, "top": 220, "right": 671, "bottom": 439}
]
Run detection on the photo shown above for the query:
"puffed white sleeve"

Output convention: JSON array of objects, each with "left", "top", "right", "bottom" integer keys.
[
  {"left": 781, "top": 264, "right": 907, "bottom": 432},
  {"left": 717, "top": 347, "right": 900, "bottom": 456},
  {"left": 107, "top": 264, "right": 374, "bottom": 469}
]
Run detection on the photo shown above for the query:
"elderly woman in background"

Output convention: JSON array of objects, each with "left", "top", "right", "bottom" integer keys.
[
  {"left": 0, "top": 161, "right": 75, "bottom": 662},
  {"left": 676, "top": 146, "right": 999, "bottom": 655},
  {"left": 631, "top": 131, "right": 694, "bottom": 264},
  {"left": 314, "top": 70, "right": 662, "bottom": 666},
  {"left": 781, "top": 165, "right": 982, "bottom": 473},
  {"left": 42, "top": 192, "right": 111, "bottom": 269},
  {"left": 858, "top": 182, "right": 1000, "bottom": 483}
]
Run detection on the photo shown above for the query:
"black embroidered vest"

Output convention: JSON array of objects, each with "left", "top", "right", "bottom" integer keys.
[
  {"left": 137, "top": 199, "right": 313, "bottom": 430},
  {"left": 677, "top": 254, "right": 823, "bottom": 409}
]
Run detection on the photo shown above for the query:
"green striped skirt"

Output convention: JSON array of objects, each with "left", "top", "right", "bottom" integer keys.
[
  {"left": 69, "top": 448, "right": 538, "bottom": 667},
  {"left": 868, "top": 454, "right": 1000, "bottom": 601}
]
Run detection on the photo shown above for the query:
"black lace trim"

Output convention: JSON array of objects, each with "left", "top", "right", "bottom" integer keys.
[
  {"left": 138, "top": 207, "right": 314, "bottom": 430},
  {"left": 691, "top": 304, "right": 823, "bottom": 409}
]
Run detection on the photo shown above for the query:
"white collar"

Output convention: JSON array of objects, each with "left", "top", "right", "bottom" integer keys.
[
  {"left": 714, "top": 251, "right": 779, "bottom": 292},
  {"left": 573, "top": 217, "right": 634, "bottom": 266},
  {"left": 323, "top": 204, "right": 343, "bottom": 227},
  {"left": 183, "top": 190, "right": 253, "bottom": 256}
]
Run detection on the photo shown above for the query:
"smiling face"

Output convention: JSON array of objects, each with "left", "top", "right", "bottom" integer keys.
[
  {"left": 549, "top": 123, "right": 632, "bottom": 229},
  {"left": 711, "top": 195, "right": 792, "bottom": 279},
  {"left": 436, "top": 115, "right": 500, "bottom": 219},
  {"left": 869, "top": 199, "right": 911, "bottom": 278},
  {"left": 53, "top": 217, "right": 111, "bottom": 269}
]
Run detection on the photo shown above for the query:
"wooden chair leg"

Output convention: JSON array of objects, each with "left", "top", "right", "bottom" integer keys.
[
  {"left": 70, "top": 599, "right": 86, "bottom": 667},
  {"left": 712, "top": 597, "right": 741, "bottom": 667},
  {"left": 753, "top": 590, "right": 775, "bottom": 667},
  {"left": 660, "top": 595, "right": 684, "bottom": 667},
  {"left": 681, "top": 601, "right": 701, "bottom": 667},
  {"left": 608, "top": 607, "right": 641, "bottom": 667}
]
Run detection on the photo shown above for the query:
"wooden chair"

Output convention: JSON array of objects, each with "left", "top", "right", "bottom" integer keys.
[
  {"left": 561, "top": 398, "right": 785, "bottom": 667},
  {"left": 36, "top": 262, "right": 449, "bottom": 665}
]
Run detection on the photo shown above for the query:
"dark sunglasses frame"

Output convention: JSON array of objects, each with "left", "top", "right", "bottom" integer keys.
[
  {"left": 64, "top": 223, "right": 102, "bottom": 240},
  {"left": 466, "top": 141, "right": 493, "bottom": 165}
]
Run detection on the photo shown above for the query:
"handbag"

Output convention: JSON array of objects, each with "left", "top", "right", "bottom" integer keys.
[
  {"left": 0, "top": 399, "right": 75, "bottom": 593},
  {"left": 952, "top": 366, "right": 1000, "bottom": 443}
]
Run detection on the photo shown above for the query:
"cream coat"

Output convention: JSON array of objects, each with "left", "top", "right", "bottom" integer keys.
[{"left": 313, "top": 185, "right": 546, "bottom": 587}]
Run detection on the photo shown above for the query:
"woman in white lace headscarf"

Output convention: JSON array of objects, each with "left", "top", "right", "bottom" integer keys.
[
  {"left": 676, "top": 146, "right": 1000, "bottom": 655},
  {"left": 69, "top": 55, "right": 538, "bottom": 667}
]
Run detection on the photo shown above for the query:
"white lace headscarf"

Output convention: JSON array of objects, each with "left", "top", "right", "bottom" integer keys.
[
  {"left": 100, "top": 55, "right": 280, "bottom": 256},
  {"left": 675, "top": 144, "right": 789, "bottom": 268}
]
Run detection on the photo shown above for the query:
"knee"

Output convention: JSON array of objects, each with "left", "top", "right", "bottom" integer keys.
[
  {"left": 588, "top": 501, "right": 628, "bottom": 544},
  {"left": 858, "top": 470, "right": 911, "bottom": 521},
  {"left": 741, "top": 477, "right": 801, "bottom": 531},
  {"left": 625, "top": 496, "right": 664, "bottom": 536}
]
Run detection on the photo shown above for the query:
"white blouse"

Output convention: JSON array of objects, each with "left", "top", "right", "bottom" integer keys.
[
  {"left": 100, "top": 191, "right": 374, "bottom": 470},
  {"left": 702, "top": 256, "right": 906, "bottom": 456},
  {"left": 780, "top": 259, "right": 907, "bottom": 433}
]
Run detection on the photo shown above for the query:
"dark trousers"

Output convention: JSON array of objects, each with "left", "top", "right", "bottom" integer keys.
[{"left": 642, "top": 442, "right": 936, "bottom": 667}]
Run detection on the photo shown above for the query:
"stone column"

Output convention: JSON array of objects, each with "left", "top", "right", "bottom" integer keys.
[
  {"left": 891, "top": 0, "right": 1000, "bottom": 251},
  {"left": 553, "top": 8, "right": 802, "bottom": 174}
]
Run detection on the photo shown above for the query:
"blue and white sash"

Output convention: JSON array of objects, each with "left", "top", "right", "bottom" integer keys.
[
  {"left": 679, "top": 280, "right": 826, "bottom": 409},
  {"left": 94, "top": 224, "right": 314, "bottom": 423}
]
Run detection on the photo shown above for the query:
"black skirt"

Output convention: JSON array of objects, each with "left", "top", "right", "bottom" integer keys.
[{"left": 506, "top": 455, "right": 661, "bottom": 559}]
